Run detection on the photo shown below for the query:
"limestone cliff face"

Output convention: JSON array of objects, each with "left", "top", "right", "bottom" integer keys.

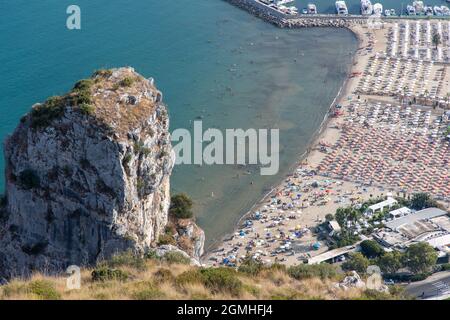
[
  {"left": 0, "top": 68, "right": 176, "bottom": 279},
  {"left": 168, "top": 217, "right": 205, "bottom": 261}
]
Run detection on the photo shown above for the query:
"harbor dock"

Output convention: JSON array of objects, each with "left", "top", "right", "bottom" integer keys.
[{"left": 226, "top": 0, "right": 450, "bottom": 28}]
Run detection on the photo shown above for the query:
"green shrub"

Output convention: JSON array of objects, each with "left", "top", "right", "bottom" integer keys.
[
  {"left": 30, "top": 96, "right": 65, "bottom": 128},
  {"left": 342, "top": 253, "right": 370, "bottom": 274},
  {"left": 287, "top": 263, "right": 337, "bottom": 280},
  {"left": 163, "top": 251, "right": 191, "bottom": 265},
  {"left": 91, "top": 267, "right": 129, "bottom": 282},
  {"left": 133, "top": 285, "right": 165, "bottom": 300},
  {"left": 28, "top": 280, "right": 61, "bottom": 300},
  {"left": 440, "top": 263, "right": 450, "bottom": 271},
  {"left": 410, "top": 193, "right": 438, "bottom": 210},
  {"left": 176, "top": 268, "right": 242, "bottom": 296},
  {"left": 199, "top": 268, "right": 242, "bottom": 296},
  {"left": 108, "top": 251, "right": 146, "bottom": 270},
  {"left": 73, "top": 79, "right": 94, "bottom": 92},
  {"left": 120, "top": 77, "right": 135, "bottom": 87},
  {"left": 360, "top": 240, "right": 384, "bottom": 259},
  {"left": 169, "top": 193, "right": 194, "bottom": 219},
  {"left": 175, "top": 270, "right": 204, "bottom": 287},
  {"left": 266, "top": 263, "right": 287, "bottom": 273},
  {"left": 409, "top": 273, "right": 431, "bottom": 282},
  {"left": 71, "top": 91, "right": 92, "bottom": 106},
  {"left": 158, "top": 233, "right": 176, "bottom": 246},
  {"left": 144, "top": 249, "right": 160, "bottom": 261},
  {"left": 79, "top": 103, "right": 95, "bottom": 115},
  {"left": 403, "top": 242, "right": 438, "bottom": 274},
  {"left": 238, "top": 258, "right": 264, "bottom": 276},
  {"left": 18, "top": 169, "right": 40, "bottom": 190}
]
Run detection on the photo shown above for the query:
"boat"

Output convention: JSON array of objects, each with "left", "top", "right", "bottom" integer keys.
[
  {"left": 390, "top": 9, "right": 396, "bottom": 15},
  {"left": 413, "top": 1, "right": 425, "bottom": 14},
  {"left": 434, "top": 6, "right": 443, "bottom": 15},
  {"left": 407, "top": 5, "right": 416, "bottom": 15},
  {"left": 424, "top": 6, "right": 433, "bottom": 15},
  {"left": 307, "top": 3, "right": 317, "bottom": 14},
  {"left": 276, "top": 0, "right": 295, "bottom": 5},
  {"left": 361, "top": 0, "right": 373, "bottom": 15},
  {"left": 442, "top": 6, "right": 450, "bottom": 15},
  {"left": 384, "top": 9, "right": 391, "bottom": 16},
  {"left": 335, "top": 1, "right": 348, "bottom": 15},
  {"left": 373, "top": 3, "right": 383, "bottom": 15},
  {"left": 302, "top": 8, "right": 308, "bottom": 14}
]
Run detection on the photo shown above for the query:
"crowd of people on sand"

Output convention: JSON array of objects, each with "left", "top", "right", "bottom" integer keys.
[
  {"left": 318, "top": 101, "right": 450, "bottom": 202},
  {"left": 206, "top": 164, "right": 384, "bottom": 267},
  {"left": 205, "top": 20, "right": 450, "bottom": 268},
  {"left": 387, "top": 21, "right": 450, "bottom": 62}
]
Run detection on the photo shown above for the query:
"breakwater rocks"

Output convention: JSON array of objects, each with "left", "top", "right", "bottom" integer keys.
[
  {"left": 225, "top": 0, "right": 368, "bottom": 29},
  {"left": 285, "top": 17, "right": 367, "bottom": 28}
]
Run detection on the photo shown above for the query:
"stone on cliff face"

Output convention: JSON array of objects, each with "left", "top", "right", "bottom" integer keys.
[
  {"left": 0, "top": 67, "right": 177, "bottom": 279},
  {"left": 155, "top": 245, "right": 201, "bottom": 266}
]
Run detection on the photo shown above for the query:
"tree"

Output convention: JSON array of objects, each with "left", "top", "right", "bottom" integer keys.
[
  {"left": 432, "top": 32, "right": 441, "bottom": 49},
  {"left": 410, "top": 193, "right": 437, "bottom": 210},
  {"left": 169, "top": 193, "right": 194, "bottom": 219},
  {"left": 377, "top": 251, "right": 403, "bottom": 274},
  {"left": 342, "top": 253, "right": 370, "bottom": 274},
  {"left": 325, "top": 214, "right": 334, "bottom": 222},
  {"left": 360, "top": 240, "right": 384, "bottom": 259},
  {"left": 403, "top": 243, "right": 438, "bottom": 274}
]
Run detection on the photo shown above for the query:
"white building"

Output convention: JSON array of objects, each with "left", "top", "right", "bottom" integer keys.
[
  {"left": 389, "top": 207, "right": 413, "bottom": 219},
  {"left": 365, "top": 197, "right": 398, "bottom": 217}
]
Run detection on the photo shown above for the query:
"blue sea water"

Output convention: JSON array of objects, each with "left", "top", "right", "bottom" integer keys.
[{"left": 0, "top": 0, "right": 360, "bottom": 246}]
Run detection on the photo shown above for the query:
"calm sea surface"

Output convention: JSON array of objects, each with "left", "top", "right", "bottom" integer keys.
[{"left": 0, "top": 0, "right": 363, "bottom": 247}]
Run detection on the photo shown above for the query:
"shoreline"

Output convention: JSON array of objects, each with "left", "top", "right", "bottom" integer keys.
[
  {"left": 204, "top": 24, "right": 363, "bottom": 255},
  {"left": 203, "top": 3, "right": 450, "bottom": 265}
]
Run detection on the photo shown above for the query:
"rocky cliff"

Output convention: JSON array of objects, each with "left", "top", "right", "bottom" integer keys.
[{"left": 0, "top": 67, "right": 196, "bottom": 280}]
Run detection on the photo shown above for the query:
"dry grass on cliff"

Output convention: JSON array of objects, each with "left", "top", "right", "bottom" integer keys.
[{"left": 0, "top": 254, "right": 410, "bottom": 301}]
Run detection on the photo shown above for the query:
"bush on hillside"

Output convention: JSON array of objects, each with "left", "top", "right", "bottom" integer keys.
[
  {"left": 169, "top": 193, "right": 194, "bottom": 219},
  {"left": 30, "top": 96, "right": 65, "bottom": 128},
  {"left": 176, "top": 267, "right": 243, "bottom": 297},
  {"left": 28, "top": 280, "right": 61, "bottom": 300},
  {"left": 287, "top": 263, "right": 337, "bottom": 280},
  {"left": 91, "top": 267, "right": 129, "bottom": 282}
]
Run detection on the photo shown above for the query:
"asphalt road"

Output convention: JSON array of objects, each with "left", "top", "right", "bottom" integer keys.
[{"left": 405, "top": 271, "right": 450, "bottom": 299}]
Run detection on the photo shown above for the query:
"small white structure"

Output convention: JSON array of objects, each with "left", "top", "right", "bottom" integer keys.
[
  {"left": 328, "top": 220, "right": 342, "bottom": 236},
  {"left": 365, "top": 197, "right": 398, "bottom": 217},
  {"left": 389, "top": 207, "right": 412, "bottom": 219}
]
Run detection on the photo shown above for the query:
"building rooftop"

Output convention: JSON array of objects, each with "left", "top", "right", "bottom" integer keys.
[
  {"left": 307, "top": 245, "right": 357, "bottom": 265},
  {"left": 386, "top": 208, "right": 448, "bottom": 231},
  {"left": 389, "top": 207, "right": 412, "bottom": 218},
  {"left": 425, "top": 234, "right": 450, "bottom": 249},
  {"left": 366, "top": 197, "right": 397, "bottom": 213}
]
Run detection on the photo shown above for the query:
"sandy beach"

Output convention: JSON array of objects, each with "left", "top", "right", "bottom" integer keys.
[{"left": 204, "top": 19, "right": 450, "bottom": 267}]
